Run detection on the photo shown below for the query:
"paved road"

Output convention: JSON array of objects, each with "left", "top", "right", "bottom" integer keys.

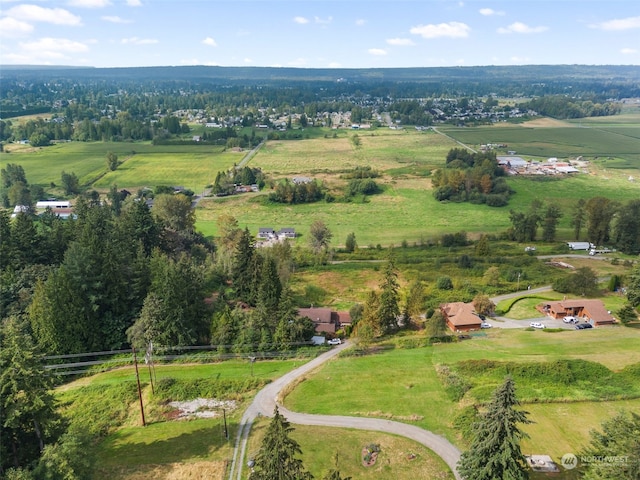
[{"left": 228, "top": 341, "right": 462, "bottom": 480}]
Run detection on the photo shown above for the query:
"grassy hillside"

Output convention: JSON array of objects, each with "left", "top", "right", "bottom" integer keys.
[{"left": 284, "top": 327, "right": 640, "bottom": 465}]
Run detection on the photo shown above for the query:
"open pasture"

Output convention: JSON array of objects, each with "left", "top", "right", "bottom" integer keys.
[
  {"left": 0, "top": 141, "right": 236, "bottom": 192},
  {"left": 251, "top": 129, "right": 456, "bottom": 175},
  {"left": 285, "top": 328, "right": 640, "bottom": 461},
  {"left": 93, "top": 150, "right": 238, "bottom": 192}
]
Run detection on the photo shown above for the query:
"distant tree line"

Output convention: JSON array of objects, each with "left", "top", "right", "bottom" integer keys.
[
  {"left": 521, "top": 95, "right": 622, "bottom": 119},
  {"left": 507, "top": 196, "right": 640, "bottom": 255}
]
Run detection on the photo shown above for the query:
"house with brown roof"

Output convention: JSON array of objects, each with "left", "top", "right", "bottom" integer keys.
[
  {"left": 298, "top": 307, "right": 351, "bottom": 334},
  {"left": 541, "top": 299, "right": 615, "bottom": 326},
  {"left": 440, "top": 302, "right": 482, "bottom": 332}
]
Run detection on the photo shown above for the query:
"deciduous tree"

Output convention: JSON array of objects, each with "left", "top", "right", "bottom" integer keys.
[{"left": 309, "top": 220, "right": 332, "bottom": 254}]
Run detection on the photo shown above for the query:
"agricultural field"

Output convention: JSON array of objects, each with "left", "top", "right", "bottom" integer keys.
[
  {"left": 196, "top": 115, "right": 640, "bottom": 246},
  {"left": 0, "top": 141, "right": 238, "bottom": 193}
]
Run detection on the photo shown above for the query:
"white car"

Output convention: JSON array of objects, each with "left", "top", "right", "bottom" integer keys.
[
  {"left": 327, "top": 338, "right": 342, "bottom": 345},
  {"left": 563, "top": 316, "right": 577, "bottom": 323},
  {"left": 530, "top": 322, "right": 545, "bottom": 329},
  {"left": 481, "top": 322, "right": 492, "bottom": 329}
]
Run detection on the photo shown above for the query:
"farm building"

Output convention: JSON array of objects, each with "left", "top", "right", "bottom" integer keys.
[
  {"left": 541, "top": 299, "right": 615, "bottom": 326},
  {"left": 440, "top": 302, "right": 482, "bottom": 332}
]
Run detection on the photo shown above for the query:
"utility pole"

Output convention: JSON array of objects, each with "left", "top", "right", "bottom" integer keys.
[
  {"left": 249, "top": 356, "right": 256, "bottom": 377},
  {"left": 132, "top": 346, "right": 146, "bottom": 427},
  {"left": 222, "top": 408, "right": 228, "bottom": 440}
]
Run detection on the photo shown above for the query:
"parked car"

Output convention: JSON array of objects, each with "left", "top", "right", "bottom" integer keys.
[
  {"left": 575, "top": 323, "right": 593, "bottom": 330},
  {"left": 563, "top": 316, "right": 577, "bottom": 323},
  {"left": 530, "top": 322, "right": 545, "bottom": 329},
  {"left": 481, "top": 322, "right": 492, "bottom": 329},
  {"left": 327, "top": 338, "right": 342, "bottom": 345}
]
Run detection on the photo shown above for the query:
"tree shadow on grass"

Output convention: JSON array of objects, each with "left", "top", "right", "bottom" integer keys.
[{"left": 96, "top": 419, "right": 237, "bottom": 466}]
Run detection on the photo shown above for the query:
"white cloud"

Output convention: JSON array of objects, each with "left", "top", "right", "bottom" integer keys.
[
  {"left": 355, "top": 19, "right": 366, "bottom": 27},
  {"left": 67, "top": 0, "right": 111, "bottom": 8},
  {"left": 293, "top": 16, "right": 309, "bottom": 24},
  {"left": 314, "top": 16, "right": 332, "bottom": 25},
  {"left": 621, "top": 47, "right": 638, "bottom": 54},
  {"left": 509, "top": 56, "right": 530, "bottom": 63},
  {"left": 386, "top": 37, "right": 415, "bottom": 46},
  {"left": 102, "top": 15, "right": 131, "bottom": 24},
  {"left": 202, "top": 37, "right": 217, "bottom": 47},
  {"left": 0, "top": 16, "right": 34, "bottom": 37},
  {"left": 125, "top": 0, "right": 142, "bottom": 6},
  {"left": 410, "top": 21, "right": 470, "bottom": 39},
  {"left": 368, "top": 48, "right": 387, "bottom": 56},
  {"left": 328, "top": 61, "right": 341, "bottom": 68},
  {"left": 121, "top": 36, "right": 158, "bottom": 45},
  {"left": 590, "top": 16, "right": 640, "bottom": 31},
  {"left": 20, "top": 37, "right": 90, "bottom": 59},
  {"left": 498, "top": 22, "right": 548, "bottom": 34},
  {"left": 479, "top": 8, "right": 505, "bottom": 16},
  {"left": 244, "top": 58, "right": 252, "bottom": 63},
  {"left": 5, "top": 4, "right": 82, "bottom": 25}
]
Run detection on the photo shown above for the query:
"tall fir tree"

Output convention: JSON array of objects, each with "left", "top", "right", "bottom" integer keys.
[
  {"left": 249, "top": 406, "right": 313, "bottom": 480},
  {"left": 458, "top": 377, "right": 532, "bottom": 480},
  {"left": 231, "top": 228, "right": 255, "bottom": 303},
  {"left": 581, "top": 410, "right": 640, "bottom": 480},
  {"left": 378, "top": 253, "right": 400, "bottom": 333},
  {"left": 0, "top": 317, "right": 63, "bottom": 473}
]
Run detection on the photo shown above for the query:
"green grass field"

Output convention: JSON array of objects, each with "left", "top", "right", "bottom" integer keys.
[
  {"left": 285, "top": 327, "right": 640, "bottom": 464},
  {"left": 0, "top": 142, "right": 239, "bottom": 192}
]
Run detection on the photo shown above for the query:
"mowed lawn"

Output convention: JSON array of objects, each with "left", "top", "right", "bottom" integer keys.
[{"left": 284, "top": 327, "right": 640, "bottom": 461}]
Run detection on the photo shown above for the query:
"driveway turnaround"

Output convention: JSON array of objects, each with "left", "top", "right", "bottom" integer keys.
[{"left": 228, "top": 341, "right": 462, "bottom": 480}]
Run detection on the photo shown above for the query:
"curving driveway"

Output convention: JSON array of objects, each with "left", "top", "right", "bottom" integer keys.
[{"left": 228, "top": 341, "right": 462, "bottom": 480}]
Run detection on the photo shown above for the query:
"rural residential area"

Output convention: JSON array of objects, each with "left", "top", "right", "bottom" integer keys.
[{"left": 1, "top": 4, "right": 640, "bottom": 479}]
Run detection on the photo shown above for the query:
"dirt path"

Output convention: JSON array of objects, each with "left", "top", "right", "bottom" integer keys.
[{"left": 228, "top": 341, "right": 462, "bottom": 480}]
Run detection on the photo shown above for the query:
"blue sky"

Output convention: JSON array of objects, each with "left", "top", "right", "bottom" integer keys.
[{"left": 0, "top": 0, "right": 638, "bottom": 68}]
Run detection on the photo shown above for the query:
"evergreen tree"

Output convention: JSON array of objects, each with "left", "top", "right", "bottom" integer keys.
[
  {"left": 256, "top": 256, "right": 282, "bottom": 321},
  {"left": 232, "top": 228, "right": 255, "bottom": 303},
  {"left": 571, "top": 198, "right": 586, "bottom": 240},
  {"left": 541, "top": 203, "right": 562, "bottom": 242},
  {"left": 614, "top": 199, "right": 640, "bottom": 255},
  {"left": 359, "top": 290, "right": 381, "bottom": 337},
  {"left": 249, "top": 406, "right": 313, "bottom": 480},
  {"left": 0, "top": 317, "right": 63, "bottom": 473},
  {"left": 581, "top": 411, "right": 640, "bottom": 480},
  {"left": 458, "top": 377, "right": 532, "bottom": 480},
  {"left": 378, "top": 254, "right": 400, "bottom": 333}
]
